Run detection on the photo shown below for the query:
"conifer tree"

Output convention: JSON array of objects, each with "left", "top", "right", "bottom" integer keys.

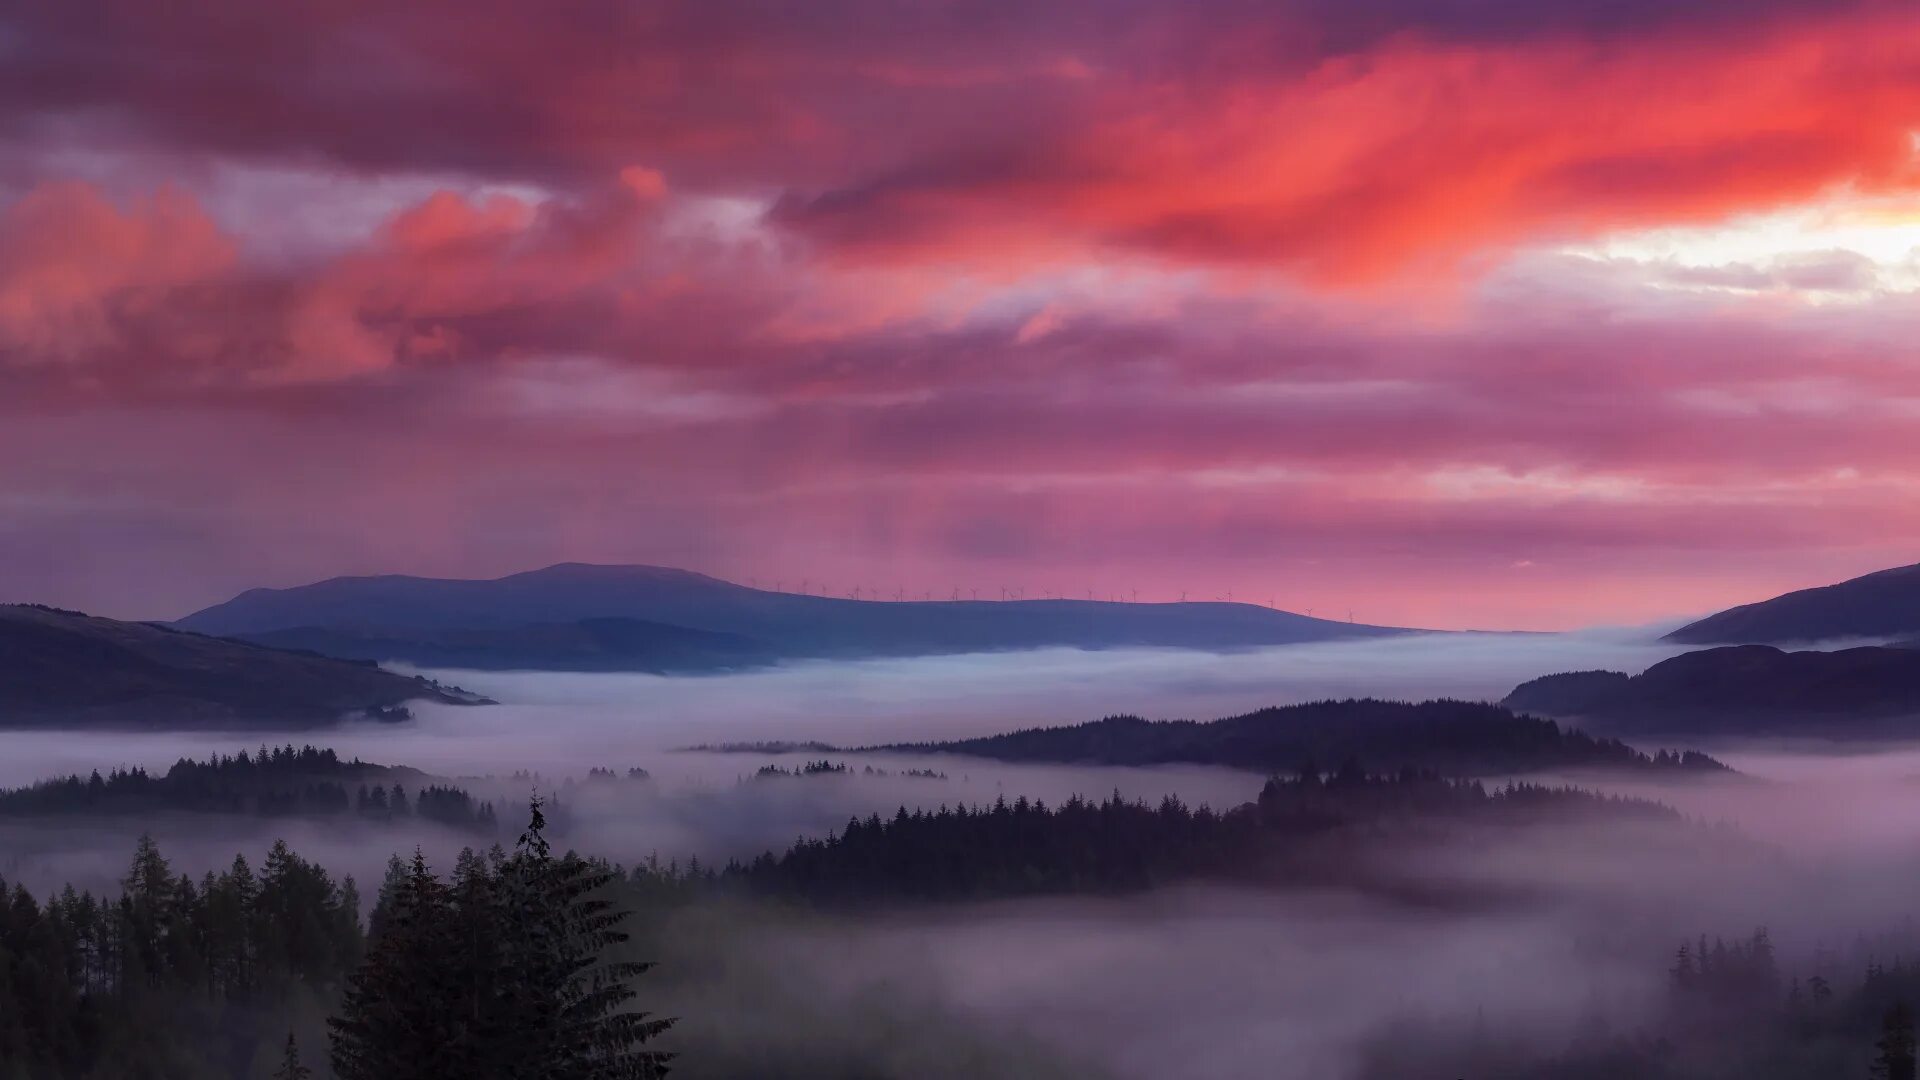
[
  {"left": 492, "top": 797, "right": 674, "bottom": 1079},
  {"left": 271, "top": 1033, "right": 312, "bottom": 1080},
  {"left": 328, "top": 851, "right": 465, "bottom": 1080}
]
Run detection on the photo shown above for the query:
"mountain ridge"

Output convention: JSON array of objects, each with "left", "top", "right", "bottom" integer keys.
[
  {"left": 0, "top": 603, "right": 489, "bottom": 728},
  {"left": 175, "top": 562, "right": 1434, "bottom": 668},
  {"left": 860, "top": 698, "right": 1729, "bottom": 777},
  {"left": 1665, "top": 562, "right": 1920, "bottom": 644}
]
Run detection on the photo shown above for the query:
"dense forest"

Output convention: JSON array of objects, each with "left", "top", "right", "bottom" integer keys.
[
  {"left": 0, "top": 802, "right": 669, "bottom": 1079},
  {"left": 1504, "top": 645, "right": 1920, "bottom": 737},
  {"left": 0, "top": 746, "right": 498, "bottom": 833},
  {"left": 872, "top": 699, "right": 1730, "bottom": 777},
  {"left": 712, "top": 768, "right": 1681, "bottom": 906}
]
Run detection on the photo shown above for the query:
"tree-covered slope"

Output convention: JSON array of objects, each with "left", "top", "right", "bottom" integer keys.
[
  {"left": 1504, "top": 644, "right": 1920, "bottom": 735},
  {"left": 870, "top": 699, "right": 1727, "bottom": 776}
]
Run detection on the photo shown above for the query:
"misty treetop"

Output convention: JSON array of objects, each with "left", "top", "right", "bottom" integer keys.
[
  {"left": 746, "top": 760, "right": 947, "bottom": 781},
  {"left": 1363, "top": 928, "right": 1920, "bottom": 1080},
  {"left": 871, "top": 698, "right": 1730, "bottom": 777},
  {"left": 0, "top": 834, "right": 363, "bottom": 1077},
  {"left": 330, "top": 799, "right": 672, "bottom": 1079}
]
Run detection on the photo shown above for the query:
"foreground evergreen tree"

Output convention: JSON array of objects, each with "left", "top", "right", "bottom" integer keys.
[
  {"left": 329, "top": 799, "right": 672, "bottom": 1079},
  {"left": 494, "top": 797, "right": 675, "bottom": 1079},
  {"left": 328, "top": 851, "right": 468, "bottom": 1080}
]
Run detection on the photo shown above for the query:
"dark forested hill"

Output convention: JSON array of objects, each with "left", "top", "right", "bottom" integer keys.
[
  {"left": 717, "top": 771, "right": 1684, "bottom": 907},
  {"left": 173, "top": 562, "right": 1428, "bottom": 669},
  {"left": 1665, "top": 562, "right": 1920, "bottom": 644},
  {"left": 868, "top": 699, "right": 1727, "bottom": 776},
  {"left": 0, "top": 744, "right": 497, "bottom": 830},
  {"left": 0, "top": 603, "right": 488, "bottom": 728},
  {"left": 1504, "top": 644, "right": 1920, "bottom": 735}
]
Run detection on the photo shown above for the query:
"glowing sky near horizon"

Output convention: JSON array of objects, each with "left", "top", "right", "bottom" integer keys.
[{"left": 4, "top": 0, "right": 1920, "bottom": 629}]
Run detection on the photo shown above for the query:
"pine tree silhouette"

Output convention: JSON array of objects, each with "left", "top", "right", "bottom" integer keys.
[
  {"left": 328, "top": 801, "right": 672, "bottom": 1079},
  {"left": 493, "top": 796, "right": 675, "bottom": 1078},
  {"left": 1874, "top": 1002, "right": 1917, "bottom": 1080},
  {"left": 328, "top": 850, "right": 465, "bottom": 1080},
  {"left": 271, "top": 1033, "right": 312, "bottom": 1080}
]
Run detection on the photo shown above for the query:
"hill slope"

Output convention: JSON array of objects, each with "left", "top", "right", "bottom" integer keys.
[
  {"left": 241, "top": 616, "right": 775, "bottom": 673},
  {"left": 0, "top": 604, "right": 488, "bottom": 728},
  {"left": 176, "top": 562, "right": 1427, "bottom": 668},
  {"left": 867, "top": 699, "right": 1727, "bottom": 777},
  {"left": 1665, "top": 562, "right": 1920, "bottom": 644},
  {"left": 1503, "top": 644, "right": 1920, "bottom": 735}
]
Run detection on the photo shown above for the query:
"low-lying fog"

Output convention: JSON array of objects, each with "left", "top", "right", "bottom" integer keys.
[
  {"left": 10, "top": 632, "right": 1920, "bottom": 1078},
  {"left": 3, "top": 630, "right": 1692, "bottom": 786}
]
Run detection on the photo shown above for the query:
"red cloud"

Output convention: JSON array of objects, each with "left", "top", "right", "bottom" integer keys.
[
  {"left": 0, "top": 183, "right": 235, "bottom": 367},
  {"left": 775, "top": 10, "right": 1920, "bottom": 279},
  {"left": 6, "top": 1, "right": 1917, "bottom": 280},
  {"left": 0, "top": 173, "right": 803, "bottom": 385}
]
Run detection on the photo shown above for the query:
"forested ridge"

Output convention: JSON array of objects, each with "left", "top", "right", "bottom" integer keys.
[
  {"left": 871, "top": 698, "right": 1729, "bottom": 776},
  {"left": 0, "top": 745, "right": 498, "bottom": 832},
  {"left": 711, "top": 768, "right": 1681, "bottom": 906}
]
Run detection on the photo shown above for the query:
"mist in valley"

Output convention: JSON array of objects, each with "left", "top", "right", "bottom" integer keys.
[{"left": 8, "top": 634, "right": 1920, "bottom": 1076}]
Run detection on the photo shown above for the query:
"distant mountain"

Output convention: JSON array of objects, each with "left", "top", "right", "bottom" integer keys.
[
  {"left": 0, "top": 604, "right": 488, "bottom": 728},
  {"left": 1503, "top": 644, "right": 1920, "bottom": 735},
  {"left": 866, "top": 699, "right": 1728, "bottom": 777},
  {"left": 241, "top": 616, "right": 775, "bottom": 673},
  {"left": 1665, "top": 562, "right": 1920, "bottom": 644},
  {"left": 175, "top": 563, "right": 1427, "bottom": 669}
]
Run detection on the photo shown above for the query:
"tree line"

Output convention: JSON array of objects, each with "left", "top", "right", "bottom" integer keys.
[
  {"left": 0, "top": 746, "right": 496, "bottom": 832},
  {"left": 655, "top": 767, "right": 1683, "bottom": 906}
]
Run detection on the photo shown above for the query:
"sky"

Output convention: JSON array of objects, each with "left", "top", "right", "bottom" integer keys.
[{"left": 3, "top": 0, "right": 1920, "bottom": 629}]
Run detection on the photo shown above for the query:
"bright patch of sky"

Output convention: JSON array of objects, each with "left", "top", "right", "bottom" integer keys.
[{"left": 1570, "top": 190, "right": 1920, "bottom": 298}]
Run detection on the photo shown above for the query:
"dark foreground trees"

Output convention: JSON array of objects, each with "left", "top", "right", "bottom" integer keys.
[
  {"left": 329, "top": 797, "right": 672, "bottom": 1079},
  {"left": 1876, "top": 1002, "right": 1917, "bottom": 1080},
  {"left": 0, "top": 800, "right": 669, "bottom": 1078}
]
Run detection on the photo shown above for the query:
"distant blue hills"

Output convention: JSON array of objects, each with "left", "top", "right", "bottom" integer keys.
[{"left": 175, "top": 562, "right": 1430, "bottom": 672}]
